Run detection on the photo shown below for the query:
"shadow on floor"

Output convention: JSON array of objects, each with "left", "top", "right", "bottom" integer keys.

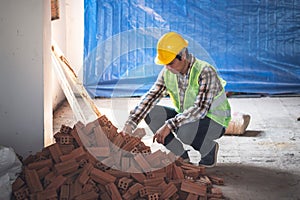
[
  {"left": 224, "top": 130, "right": 263, "bottom": 137},
  {"left": 206, "top": 164, "right": 300, "bottom": 200}
]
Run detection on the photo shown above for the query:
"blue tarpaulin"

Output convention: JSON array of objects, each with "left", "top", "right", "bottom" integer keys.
[{"left": 84, "top": 0, "right": 300, "bottom": 97}]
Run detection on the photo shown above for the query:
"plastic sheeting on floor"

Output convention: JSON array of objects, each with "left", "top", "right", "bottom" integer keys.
[{"left": 84, "top": 0, "right": 300, "bottom": 97}]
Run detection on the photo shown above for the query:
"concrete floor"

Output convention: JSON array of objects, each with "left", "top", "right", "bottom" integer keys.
[{"left": 53, "top": 96, "right": 300, "bottom": 200}]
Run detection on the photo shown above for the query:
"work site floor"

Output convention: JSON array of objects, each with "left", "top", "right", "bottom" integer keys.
[{"left": 53, "top": 96, "right": 300, "bottom": 200}]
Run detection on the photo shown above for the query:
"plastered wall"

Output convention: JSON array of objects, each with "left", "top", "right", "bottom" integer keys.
[
  {"left": 0, "top": 0, "right": 51, "bottom": 157},
  {"left": 0, "top": 0, "right": 84, "bottom": 157}
]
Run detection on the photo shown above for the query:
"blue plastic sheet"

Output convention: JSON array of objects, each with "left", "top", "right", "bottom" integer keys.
[{"left": 84, "top": 0, "right": 300, "bottom": 97}]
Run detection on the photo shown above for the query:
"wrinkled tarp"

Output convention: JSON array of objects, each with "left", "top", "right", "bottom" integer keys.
[{"left": 84, "top": 0, "right": 300, "bottom": 97}]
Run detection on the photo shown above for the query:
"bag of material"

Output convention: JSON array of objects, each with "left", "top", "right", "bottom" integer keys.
[{"left": 0, "top": 146, "right": 22, "bottom": 200}]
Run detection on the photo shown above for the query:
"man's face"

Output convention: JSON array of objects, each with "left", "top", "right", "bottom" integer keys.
[{"left": 165, "top": 56, "right": 185, "bottom": 74}]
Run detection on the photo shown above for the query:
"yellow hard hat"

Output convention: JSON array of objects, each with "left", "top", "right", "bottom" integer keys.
[{"left": 155, "top": 32, "right": 188, "bottom": 65}]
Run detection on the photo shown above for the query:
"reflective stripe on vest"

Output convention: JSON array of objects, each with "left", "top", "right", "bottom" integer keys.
[{"left": 164, "top": 59, "right": 231, "bottom": 127}]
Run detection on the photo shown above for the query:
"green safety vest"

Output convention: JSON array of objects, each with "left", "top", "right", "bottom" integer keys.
[{"left": 164, "top": 59, "right": 231, "bottom": 127}]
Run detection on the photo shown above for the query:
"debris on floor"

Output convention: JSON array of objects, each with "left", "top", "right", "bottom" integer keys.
[
  {"left": 12, "top": 115, "right": 225, "bottom": 200},
  {"left": 225, "top": 112, "right": 251, "bottom": 135}
]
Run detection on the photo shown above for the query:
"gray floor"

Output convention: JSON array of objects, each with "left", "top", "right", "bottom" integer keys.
[{"left": 53, "top": 96, "right": 300, "bottom": 200}]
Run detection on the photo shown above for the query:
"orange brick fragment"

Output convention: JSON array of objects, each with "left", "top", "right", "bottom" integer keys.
[
  {"left": 24, "top": 168, "right": 43, "bottom": 193},
  {"left": 60, "top": 184, "right": 70, "bottom": 200},
  {"left": 130, "top": 172, "right": 146, "bottom": 184},
  {"left": 14, "top": 185, "right": 29, "bottom": 200},
  {"left": 60, "top": 124, "right": 72, "bottom": 134},
  {"left": 208, "top": 187, "right": 223, "bottom": 199},
  {"left": 90, "top": 167, "right": 116, "bottom": 185},
  {"left": 144, "top": 177, "right": 165, "bottom": 186},
  {"left": 209, "top": 175, "right": 224, "bottom": 185},
  {"left": 27, "top": 159, "right": 53, "bottom": 170},
  {"left": 148, "top": 193, "right": 159, "bottom": 200},
  {"left": 37, "top": 166, "right": 50, "bottom": 179},
  {"left": 12, "top": 177, "right": 25, "bottom": 191},
  {"left": 160, "top": 183, "right": 178, "bottom": 199},
  {"left": 46, "top": 175, "right": 67, "bottom": 190},
  {"left": 48, "top": 143, "right": 63, "bottom": 163},
  {"left": 54, "top": 159, "right": 79, "bottom": 175},
  {"left": 118, "top": 177, "right": 133, "bottom": 190},
  {"left": 35, "top": 188, "right": 57, "bottom": 200},
  {"left": 106, "top": 182, "right": 122, "bottom": 200},
  {"left": 181, "top": 180, "right": 207, "bottom": 197},
  {"left": 132, "top": 128, "right": 147, "bottom": 138},
  {"left": 122, "top": 183, "right": 144, "bottom": 200},
  {"left": 94, "top": 125, "right": 110, "bottom": 147},
  {"left": 173, "top": 164, "right": 185, "bottom": 180},
  {"left": 69, "top": 179, "right": 82, "bottom": 199},
  {"left": 186, "top": 193, "right": 199, "bottom": 200},
  {"left": 139, "top": 186, "right": 162, "bottom": 197},
  {"left": 74, "top": 191, "right": 99, "bottom": 200},
  {"left": 78, "top": 163, "right": 93, "bottom": 185},
  {"left": 87, "top": 146, "right": 110, "bottom": 157},
  {"left": 134, "top": 153, "right": 152, "bottom": 172}
]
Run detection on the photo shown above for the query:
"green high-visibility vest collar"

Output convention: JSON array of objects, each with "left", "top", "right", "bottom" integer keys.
[{"left": 164, "top": 59, "right": 231, "bottom": 127}]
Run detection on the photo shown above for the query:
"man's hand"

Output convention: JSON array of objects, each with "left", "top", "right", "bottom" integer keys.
[
  {"left": 153, "top": 124, "right": 171, "bottom": 144},
  {"left": 120, "top": 124, "right": 133, "bottom": 137}
]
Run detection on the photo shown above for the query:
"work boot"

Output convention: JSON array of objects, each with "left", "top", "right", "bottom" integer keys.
[{"left": 199, "top": 143, "right": 219, "bottom": 168}]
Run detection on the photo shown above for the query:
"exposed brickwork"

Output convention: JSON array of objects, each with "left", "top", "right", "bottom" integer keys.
[{"left": 12, "top": 115, "right": 225, "bottom": 199}]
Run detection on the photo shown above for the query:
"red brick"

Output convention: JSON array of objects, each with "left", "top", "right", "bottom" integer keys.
[
  {"left": 160, "top": 183, "right": 178, "bottom": 200},
  {"left": 24, "top": 168, "right": 43, "bottom": 193},
  {"left": 54, "top": 159, "right": 79, "bottom": 175},
  {"left": 46, "top": 175, "right": 67, "bottom": 190},
  {"left": 87, "top": 146, "right": 110, "bottom": 157},
  {"left": 36, "top": 166, "right": 50, "bottom": 180},
  {"left": 35, "top": 188, "right": 57, "bottom": 200},
  {"left": 48, "top": 143, "right": 63, "bottom": 163},
  {"left": 27, "top": 159, "right": 53, "bottom": 170},
  {"left": 12, "top": 177, "right": 25, "bottom": 191},
  {"left": 60, "top": 184, "right": 70, "bottom": 200},
  {"left": 134, "top": 154, "right": 152, "bottom": 172},
  {"left": 90, "top": 167, "right": 116, "bottom": 185},
  {"left": 181, "top": 180, "right": 207, "bottom": 197},
  {"left": 117, "top": 177, "right": 133, "bottom": 190},
  {"left": 94, "top": 125, "right": 110, "bottom": 147},
  {"left": 74, "top": 191, "right": 99, "bottom": 200},
  {"left": 106, "top": 182, "right": 122, "bottom": 200}
]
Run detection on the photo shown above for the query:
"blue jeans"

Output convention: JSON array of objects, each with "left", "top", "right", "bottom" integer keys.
[{"left": 144, "top": 105, "right": 225, "bottom": 158}]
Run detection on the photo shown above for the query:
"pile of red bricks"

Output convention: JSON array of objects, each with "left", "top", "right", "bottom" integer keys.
[{"left": 12, "top": 115, "right": 225, "bottom": 200}]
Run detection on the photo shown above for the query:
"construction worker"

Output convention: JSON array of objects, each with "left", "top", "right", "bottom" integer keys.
[{"left": 121, "top": 32, "right": 231, "bottom": 167}]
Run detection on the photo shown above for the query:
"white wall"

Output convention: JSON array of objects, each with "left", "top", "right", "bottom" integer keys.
[
  {"left": 51, "top": 0, "right": 84, "bottom": 110},
  {"left": 51, "top": 0, "right": 66, "bottom": 111},
  {"left": 0, "top": 0, "right": 51, "bottom": 157},
  {"left": 0, "top": 0, "right": 84, "bottom": 157},
  {"left": 66, "top": 0, "right": 84, "bottom": 78}
]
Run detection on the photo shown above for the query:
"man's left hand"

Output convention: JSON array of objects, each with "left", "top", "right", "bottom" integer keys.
[{"left": 153, "top": 124, "right": 171, "bottom": 144}]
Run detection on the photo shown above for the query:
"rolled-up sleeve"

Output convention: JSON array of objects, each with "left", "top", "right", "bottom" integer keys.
[{"left": 126, "top": 69, "right": 167, "bottom": 130}]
